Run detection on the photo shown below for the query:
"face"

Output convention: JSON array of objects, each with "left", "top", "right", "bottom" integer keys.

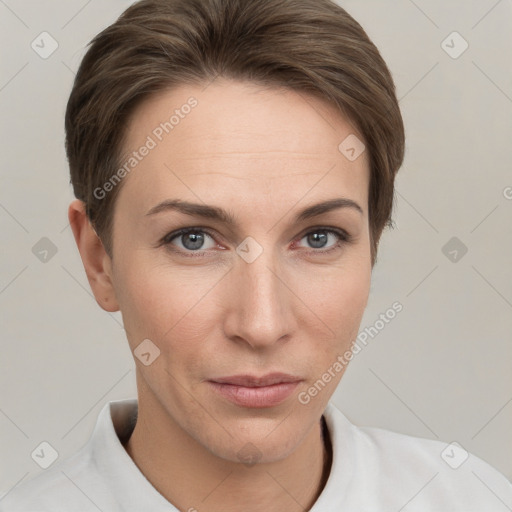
[{"left": 108, "top": 78, "right": 371, "bottom": 463}]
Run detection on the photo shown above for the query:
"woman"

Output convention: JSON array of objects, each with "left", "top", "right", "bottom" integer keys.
[{"left": 1, "top": 0, "right": 511, "bottom": 510}]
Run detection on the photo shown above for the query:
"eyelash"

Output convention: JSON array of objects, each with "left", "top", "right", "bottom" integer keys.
[{"left": 159, "top": 226, "right": 353, "bottom": 258}]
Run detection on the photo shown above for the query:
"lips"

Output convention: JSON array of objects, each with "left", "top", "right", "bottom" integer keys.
[
  {"left": 207, "top": 373, "right": 303, "bottom": 408},
  {"left": 210, "top": 372, "right": 302, "bottom": 387}
]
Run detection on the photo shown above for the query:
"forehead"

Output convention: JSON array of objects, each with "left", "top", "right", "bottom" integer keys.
[{"left": 118, "top": 79, "right": 369, "bottom": 214}]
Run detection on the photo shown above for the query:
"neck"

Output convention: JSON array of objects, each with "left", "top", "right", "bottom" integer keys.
[{"left": 124, "top": 380, "right": 332, "bottom": 512}]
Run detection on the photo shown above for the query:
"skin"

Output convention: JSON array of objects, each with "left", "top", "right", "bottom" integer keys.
[{"left": 69, "top": 78, "right": 372, "bottom": 512}]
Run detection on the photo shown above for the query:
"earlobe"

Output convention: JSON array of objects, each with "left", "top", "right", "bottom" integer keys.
[{"left": 68, "top": 199, "right": 120, "bottom": 313}]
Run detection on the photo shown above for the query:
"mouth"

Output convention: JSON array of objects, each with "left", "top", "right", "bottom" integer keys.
[{"left": 207, "top": 373, "right": 303, "bottom": 408}]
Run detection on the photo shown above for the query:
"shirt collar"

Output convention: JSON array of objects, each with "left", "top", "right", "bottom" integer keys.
[{"left": 311, "top": 401, "right": 355, "bottom": 510}]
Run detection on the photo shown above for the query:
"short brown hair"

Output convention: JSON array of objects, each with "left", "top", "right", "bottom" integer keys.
[{"left": 65, "top": 0, "right": 405, "bottom": 266}]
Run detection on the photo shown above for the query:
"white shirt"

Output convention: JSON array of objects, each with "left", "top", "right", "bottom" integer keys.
[{"left": 1, "top": 398, "right": 511, "bottom": 511}]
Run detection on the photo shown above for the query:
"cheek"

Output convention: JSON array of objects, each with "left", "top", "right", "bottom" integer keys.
[
  {"left": 295, "top": 257, "right": 370, "bottom": 336},
  {"left": 114, "top": 258, "right": 223, "bottom": 353},
  {"left": 301, "top": 272, "right": 370, "bottom": 392},
  {"left": 327, "top": 272, "right": 369, "bottom": 336}
]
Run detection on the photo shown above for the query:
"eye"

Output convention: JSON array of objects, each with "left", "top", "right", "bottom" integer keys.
[
  {"left": 160, "top": 226, "right": 351, "bottom": 257},
  {"left": 295, "top": 228, "right": 350, "bottom": 253},
  {"left": 163, "top": 228, "right": 218, "bottom": 255}
]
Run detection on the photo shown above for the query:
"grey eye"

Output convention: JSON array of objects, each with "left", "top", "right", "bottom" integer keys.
[{"left": 168, "top": 230, "right": 216, "bottom": 252}]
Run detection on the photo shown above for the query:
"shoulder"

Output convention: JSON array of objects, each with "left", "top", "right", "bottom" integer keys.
[
  {"left": 0, "top": 444, "right": 109, "bottom": 512},
  {"left": 0, "top": 399, "right": 142, "bottom": 512},
  {"left": 324, "top": 404, "right": 512, "bottom": 511}
]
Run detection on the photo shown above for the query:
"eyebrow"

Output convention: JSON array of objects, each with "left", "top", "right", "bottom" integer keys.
[{"left": 145, "top": 197, "right": 363, "bottom": 225}]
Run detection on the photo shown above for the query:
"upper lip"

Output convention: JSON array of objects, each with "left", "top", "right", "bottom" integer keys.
[{"left": 209, "top": 373, "right": 303, "bottom": 387}]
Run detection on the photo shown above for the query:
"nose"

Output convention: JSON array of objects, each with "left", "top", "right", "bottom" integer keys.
[{"left": 222, "top": 245, "right": 297, "bottom": 350}]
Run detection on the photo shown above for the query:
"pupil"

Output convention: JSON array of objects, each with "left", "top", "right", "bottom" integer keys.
[
  {"left": 183, "top": 232, "right": 204, "bottom": 250},
  {"left": 309, "top": 232, "right": 327, "bottom": 248}
]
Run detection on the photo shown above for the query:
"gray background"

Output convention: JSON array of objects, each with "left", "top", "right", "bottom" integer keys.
[{"left": 1, "top": 0, "right": 511, "bottom": 497}]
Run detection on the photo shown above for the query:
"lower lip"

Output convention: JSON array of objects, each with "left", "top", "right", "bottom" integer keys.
[{"left": 208, "top": 381, "right": 301, "bottom": 408}]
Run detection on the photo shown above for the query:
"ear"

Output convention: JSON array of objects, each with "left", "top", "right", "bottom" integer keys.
[{"left": 68, "top": 199, "right": 120, "bottom": 313}]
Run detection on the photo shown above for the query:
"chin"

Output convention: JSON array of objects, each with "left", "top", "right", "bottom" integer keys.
[
  {"left": 193, "top": 412, "right": 311, "bottom": 466},
  {"left": 211, "top": 435, "right": 300, "bottom": 466}
]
